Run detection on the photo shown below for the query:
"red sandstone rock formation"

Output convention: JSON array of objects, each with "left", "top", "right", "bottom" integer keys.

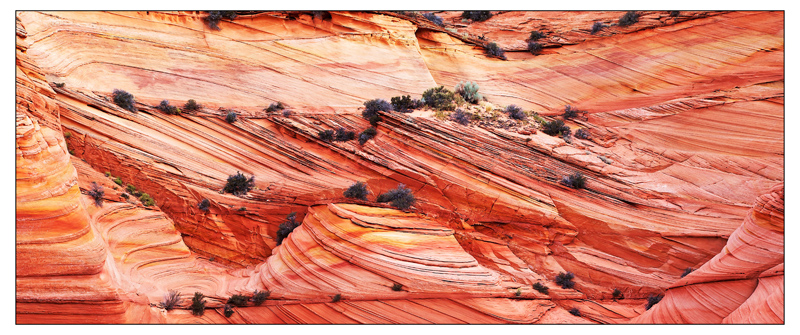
[{"left": 16, "top": 10, "right": 783, "bottom": 324}]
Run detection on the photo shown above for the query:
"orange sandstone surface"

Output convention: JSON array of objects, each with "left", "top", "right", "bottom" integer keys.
[{"left": 15, "top": 11, "right": 783, "bottom": 324}]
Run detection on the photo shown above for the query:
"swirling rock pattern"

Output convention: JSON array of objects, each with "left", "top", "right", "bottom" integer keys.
[{"left": 15, "top": 11, "right": 783, "bottom": 323}]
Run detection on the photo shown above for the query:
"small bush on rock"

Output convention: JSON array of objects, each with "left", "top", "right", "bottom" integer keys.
[
  {"left": 334, "top": 127, "right": 355, "bottom": 142},
  {"left": 612, "top": 288, "right": 624, "bottom": 301},
  {"left": 376, "top": 184, "right": 416, "bottom": 210},
  {"left": 591, "top": 22, "right": 605, "bottom": 34},
  {"left": 681, "top": 267, "right": 694, "bottom": 278},
  {"left": 391, "top": 95, "right": 420, "bottom": 113},
  {"left": 225, "top": 112, "right": 237, "bottom": 124},
  {"left": 223, "top": 304, "right": 234, "bottom": 317},
  {"left": 450, "top": 109, "right": 471, "bottom": 125},
  {"left": 529, "top": 31, "right": 546, "bottom": 41},
  {"left": 112, "top": 89, "right": 136, "bottom": 112},
  {"left": 159, "top": 290, "right": 181, "bottom": 311},
  {"left": 191, "top": 292, "right": 206, "bottom": 316},
  {"left": 561, "top": 172, "right": 587, "bottom": 189},
  {"left": 461, "top": 11, "right": 492, "bottom": 22},
  {"left": 485, "top": 42, "right": 506, "bottom": 59},
  {"left": 282, "top": 110, "right": 292, "bottom": 117},
  {"left": 575, "top": 128, "right": 591, "bottom": 139},
  {"left": 227, "top": 294, "right": 248, "bottom": 307},
  {"left": 368, "top": 115, "right": 382, "bottom": 127},
  {"left": 454, "top": 81, "right": 482, "bottom": 104},
  {"left": 318, "top": 129, "right": 335, "bottom": 142},
  {"left": 554, "top": 272, "right": 576, "bottom": 289},
  {"left": 184, "top": 99, "right": 200, "bottom": 111},
  {"left": 344, "top": 181, "right": 369, "bottom": 200},
  {"left": 198, "top": 199, "right": 210, "bottom": 211},
  {"left": 423, "top": 12, "right": 443, "bottom": 26},
  {"left": 422, "top": 86, "right": 456, "bottom": 111},
  {"left": 266, "top": 102, "right": 285, "bottom": 112},
  {"left": 88, "top": 182, "right": 104, "bottom": 207},
  {"left": 542, "top": 119, "right": 570, "bottom": 136},
  {"left": 569, "top": 308, "right": 581, "bottom": 317},
  {"left": 563, "top": 105, "right": 585, "bottom": 119},
  {"left": 363, "top": 99, "right": 393, "bottom": 119},
  {"left": 392, "top": 283, "right": 403, "bottom": 291},
  {"left": 276, "top": 212, "right": 301, "bottom": 246},
  {"left": 358, "top": 127, "right": 377, "bottom": 145},
  {"left": 504, "top": 105, "right": 526, "bottom": 120},
  {"left": 332, "top": 294, "right": 342, "bottom": 302},
  {"left": 157, "top": 100, "right": 181, "bottom": 115},
  {"left": 205, "top": 11, "right": 237, "bottom": 31},
  {"left": 619, "top": 11, "right": 639, "bottom": 27},
  {"left": 139, "top": 193, "right": 155, "bottom": 206},
  {"left": 252, "top": 290, "right": 269, "bottom": 306},
  {"left": 645, "top": 294, "right": 663, "bottom": 310},
  {"left": 532, "top": 282, "right": 549, "bottom": 294},
  {"left": 528, "top": 41, "right": 543, "bottom": 55},
  {"left": 223, "top": 171, "right": 255, "bottom": 196}
]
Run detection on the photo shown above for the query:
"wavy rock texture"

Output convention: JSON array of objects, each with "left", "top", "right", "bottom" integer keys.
[{"left": 16, "top": 10, "right": 783, "bottom": 323}]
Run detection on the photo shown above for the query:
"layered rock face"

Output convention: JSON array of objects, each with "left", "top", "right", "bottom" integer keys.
[{"left": 16, "top": 11, "right": 783, "bottom": 324}]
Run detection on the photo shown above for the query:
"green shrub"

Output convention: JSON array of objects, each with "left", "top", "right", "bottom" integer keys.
[
  {"left": 391, "top": 95, "right": 419, "bottom": 113},
  {"left": 227, "top": 294, "right": 248, "bottom": 307},
  {"left": 612, "top": 288, "right": 624, "bottom": 301},
  {"left": 318, "top": 129, "right": 335, "bottom": 142},
  {"left": 191, "top": 292, "right": 206, "bottom": 316},
  {"left": 368, "top": 115, "right": 382, "bottom": 127},
  {"left": 505, "top": 105, "right": 526, "bottom": 120},
  {"left": 542, "top": 119, "right": 570, "bottom": 136},
  {"left": 391, "top": 283, "right": 403, "bottom": 291},
  {"left": 515, "top": 288, "right": 522, "bottom": 297},
  {"left": 157, "top": 100, "right": 181, "bottom": 115},
  {"left": 159, "top": 290, "right": 181, "bottom": 311},
  {"left": 114, "top": 177, "right": 123, "bottom": 186},
  {"left": 680, "top": 267, "right": 694, "bottom": 278},
  {"left": 252, "top": 290, "right": 270, "bottom": 306},
  {"left": 619, "top": 11, "right": 639, "bottom": 27},
  {"left": 561, "top": 172, "right": 587, "bottom": 190},
  {"left": 69, "top": 149, "right": 75, "bottom": 156},
  {"left": 276, "top": 212, "right": 301, "bottom": 246},
  {"left": 450, "top": 109, "right": 471, "bottom": 125},
  {"left": 563, "top": 105, "right": 584, "bottom": 119},
  {"left": 454, "top": 81, "right": 482, "bottom": 104},
  {"left": 344, "top": 181, "right": 369, "bottom": 200},
  {"left": 265, "top": 102, "right": 285, "bottom": 112},
  {"left": 54, "top": 82, "right": 66, "bottom": 88},
  {"left": 461, "top": 11, "right": 492, "bottom": 22},
  {"left": 529, "top": 31, "right": 546, "bottom": 41},
  {"left": 334, "top": 128, "right": 355, "bottom": 142},
  {"left": 554, "top": 272, "right": 575, "bottom": 289},
  {"left": 422, "top": 86, "right": 455, "bottom": 111},
  {"left": 87, "top": 182, "right": 104, "bottom": 207},
  {"left": 363, "top": 99, "right": 392, "bottom": 119},
  {"left": 377, "top": 184, "right": 416, "bottom": 210},
  {"left": 645, "top": 294, "right": 663, "bottom": 310},
  {"left": 528, "top": 41, "right": 543, "bottom": 55},
  {"left": 575, "top": 128, "right": 590, "bottom": 140},
  {"left": 223, "top": 304, "right": 234, "bottom": 317},
  {"left": 358, "top": 127, "right": 378, "bottom": 145},
  {"left": 225, "top": 111, "right": 237, "bottom": 124},
  {"left": 121, "top": 193, "right": 129, "bottom": 200},
  {"left": 223, "top": 171, "right": 255, "bottom": 196},
  {"left": 205, "top": 11, "right": 237, "bottom": 31},
  {"left": 485, "top": 42, "right": 506, "bottom": 59},
  {"left": 238, "top": 207, "right": 246, "bottom": 211},
  {"left": 532, "top": 282, "right": 549, "bottom": 294},
  {"left": 198, "top": 199, "right": 210, "bottom": 211},
  {"left": 591, "top": 22, "right": 605, "bottom": 34},
  {"left": 64, "top": 131, "right": 72, "bottom": 139},
  {"left": 139, "top": 193, "right": 155, "bottom": 206},
  {"left": 332, "top": 294, "right": 342, "bottom": 302},
  {"left": 184, "top": 99, "right": 200, "bottom": 111},
  {"left": 112, "top": 89, "right": 136, "bottom": 112}
]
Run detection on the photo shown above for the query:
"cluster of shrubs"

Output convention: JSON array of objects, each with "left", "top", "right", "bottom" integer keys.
[
  {"left": 528, "top": 42, "right": 543, "bottom": 55},
  {"left": 485, "top": 42, "right": 506, "bottom": 60},
  {"left": 422, "top": 86, "right": 456, "bottom": 111},
  {"left": 252, "top": 289, "right": 270, "bottom": 306},
  {"left": 318, "top": 128, "right": 356, "bottom": 142},
  {"left": 529, "top": 31, "right": 546, "bottom": 41},
  {"left": 205, "top": 11, "right": 237, "bottom": 31},
  {"left": 574, "top": 128, "right": 590, "bottom": 140},
  {"left": 504, "top": 105, "right": 527, "bottom": 120},
  {"left": 198, "top": 198, "right": 211, "bottom": 212},
  {"left": 184, "top": 99, "right": 200, "bottom": 112},
  {"left": 450, "top": 109, "right": 471, "bottom": 126},
  {"left": 645, "top": 294, "right": 663, "bottom": 310},
  {"left": 157, "top": 100, "right": 181, "bottom": 115},
  {"left": 591, "top": 22, "right": 605, "bottom": 35},
  {"left": 554, "top": 272, "right": 576, "bottom": 289},
  {"left": 422, "top": 12, "right": 443, "bottom": 26},
  {"left": 105, "top": 173, "right": 155, "bottom": 207},
  {"left": 562, "top": 105, "right": 585, "bottom": 119},
  {"left": 113, "top": 89, "right": 136, "bottom": 112},
  {"left": 276, "top": 212, "right": 301, "bottom": 246},
  {"left": 265, "top": 101, "right": 285, "bottom": 113},
  {"left": 391, "top": 95, "right": 422, "bottom": 113},
  {"left": 542, "top": 119, "right": 570, "bottom": 136},
  {"left": 461, "top": 11, "right": 492, "bottom": 22},
  {"left": 318, "top": 129, "right": 335, "bottom": 142},
  {"left": 88, "top": 182, "right": 105, "bottom": 207},
  {"left": 223, "top": 171, "right": 255, "bottom": 196},
  {"left": 225, "top": 111, "right": 237, "bottom": 124},
  {"left": 619, "top": 11, "right": 639, "bottom": 27},
  {"left": 454, "top": 81, "right": 482, "bottom": 104},
  {"left": 227, "top": 294, "right": 248, "bottom": 307},
  {"left": 363, "top": 98, "right": 391, "bottom": 126},
  {"left": 561, "top": 172, "right": 587, "bottom": 189},
  {"left": 343, "top": 181, "right": 369, "bottom": 200},
  {"left": 159, "top": 290, "right": 181, "bottom": 311},
  {"left": 376, "top": 184, "right": 416, "bottom": 210},
  {"left": 532, "top": 282, "right": 549, "bottom": 294},
  {"left": 358, "top": 127, "right": 377, "bottom": 145}
]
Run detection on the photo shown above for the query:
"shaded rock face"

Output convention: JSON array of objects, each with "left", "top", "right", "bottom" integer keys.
[{"left": 16, "top": 11, "right": 782, "bottom": 324}]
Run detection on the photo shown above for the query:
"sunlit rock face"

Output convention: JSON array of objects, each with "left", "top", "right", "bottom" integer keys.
[{"left": 16, "top": 10, "right": 783, "bottom": 324}]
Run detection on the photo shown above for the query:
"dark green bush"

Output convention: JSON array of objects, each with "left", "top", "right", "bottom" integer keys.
[
  {"left": 344, "top": 181, "right": 369, "bottom": 200},
  {"left": 184, "top": 99, "right": 200, "bottom": 111},
  {"left": 223, "top": 171, "right": 255, "bottom": 196},
  {"left": 205, "top": 11, "right": 237, "bottom": 31},
  {"left": 563, "top": 105, "right": 584, "bottom": 119},
  {"left": 391, "top": 283, "right": 403, "bottom": 291},
  {"left": 139, "top": 193, "right": 155, "bottom": 206},
  {"left": 334, "top": 128, "right": 355, "bottom": 142},
  {"left": 422, "top": 86, "right": 455, "bottom": 111},
  {"left": 485, "top": 42, "right": 506, "bottom": 59},
  {"left": 191, "top": 292, "right": 206, "bottom": 316},
  {"left": 391, "top": 95, "right": 419, "bottom": 113},
  {"left": 554, "top": 272, "right": 575, "bottom": 289},
  {"left": 159, "top": 290, "right": 181, "bottom": 311},
  {"left": 225, "top": 111, "right": 237, "bottom": 124},
  {"left": 645, "top": 294, "right": 663, "bottom": 310},
  {"left": 591, "top": 22, "right": 605, "bottom": 34},
  {"left": 318, "top": 129, "right": 335, "bottom": 142},
  {"left": 454, "top": 81, "right": 482, "bottom": 104},
  {"left": 612, "top": 288, "right": 624, "bottom": 301},
  {"left": 223, "top": 304, "right": 234, "bottom": 317},
  {"left": 569, "top": 308, "right": 581, "bottom": 317},
  {"left": 368, "top": 115, "right": 382, "bottom": 127},
  {"left": 282, "top": 110, "right": 292, "bottom": 117},
  {"left": 450, "top": 109, "right": 471, "bottom": 125},
  {"left": 376, "top": 184, "right": 416, "bottom": 210},
  {"left": 112, "top": 89, "right": 136, "bottom": 112},
  {"left": 528, "top": 41, "right": 543, "bottom": 55},
  {"left": 423, "top": 12, "right": 443, "bottom": 26},
  {"left": 198, "top": 199, "right": 210, "bottom": 211},
  {"left": 461, "top": 11, "right": 492, "bottom": 22},
  {"left": 266, "top": 102, "right": 285, "bottom": 112},
  {"left": 561, "top": 172, "right": 587, "bottom": 189},
  {"left": 276, "top": 212, "right": 301, "bottom": 246},
  {"left": 54, "top": 82, "right": 66, "bottom": 88},
  {"left": 532, "top": 282, "right": 549, "bottom": 294},
  {"left": 680, "top": 267, "right": 694, "bottom": 278},
  {"left": 619, "top": 11, "right": 639, "bottom": 27},
  {"left": 529, "top": 31, "right": 546, "bottom": 41},
  {"left": 157, "top": 100, "right": 181, "bottom": 115},
  {"left": 332, "top": 294, "right": 342, "bottom": 302},
  {"left": 358, "top": 127, "right": 378, "bottom": 145},
  {"left": 575, "top": 128, "right": 590, "bottom": 140},
  {"left": 88, "top": 182, "right": 104, "bottom": 207},
  {"left": 363, "top": 99, "right": 392, "bottom": 119},
  {"left": 505, "top": 105, "right": 526, "bottom": 120},
  {"left": 227, "top": 294, "right": 248, "bottom": 307},
  {"left": 252, "top": 290, "right": 269, "bottom": 306},
  {"left": 121, "top": 193, "right": 129, "bottom": 200},
  {"left": 113, "top": 177, "right": 123, "bottom": 186},
  {"left": 542, "top": 119, "right": 570, "bottom": 136}
]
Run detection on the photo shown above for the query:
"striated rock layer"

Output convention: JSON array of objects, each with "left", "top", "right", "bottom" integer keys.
[{"left": 16, "top": 10, "right": 783, "bottom": 323}]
